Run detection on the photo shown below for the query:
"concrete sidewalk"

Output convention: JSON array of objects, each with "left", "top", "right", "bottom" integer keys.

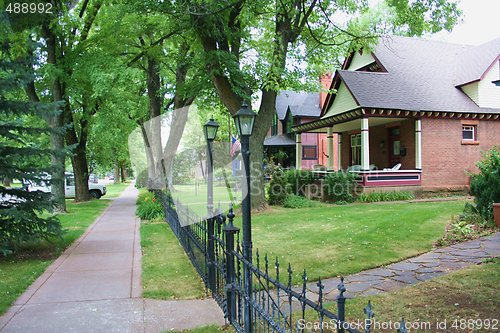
[{"left": 0, "top": 185, "right": 225, "bottom": 333}]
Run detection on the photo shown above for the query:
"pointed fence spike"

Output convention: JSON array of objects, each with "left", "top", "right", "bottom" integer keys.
[
  {"left": 287, "top": 263, "right": 293, "bottom": 288},
  {"left": 337, "top": 276, "right": 346, "bottom": 298},
  {"left": 264, "top": 253, "right": 269, "bottom": 275},
  {"left": 364, "top": 300, "right": 374, "bottom": 333},
  {"left": 398, "top": 318, "right": 408, "bottom": 333},
  {"left": 256, "top": 249, "right": 260, "bottom": 269},
  {"left": 301, "top": 269, "right": 308, "bottom": 296},
  {"left": 227, "top": 204, "right": 235, "bottom": 226},
  {"left": 275, "top": 256, "right": 280, "bottom": 281},
  {"left": 317, "top": 277, "right": 324, "bottom": 307}
]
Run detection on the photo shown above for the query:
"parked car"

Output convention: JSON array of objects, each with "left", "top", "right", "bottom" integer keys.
[
  {"left": 89, "top": 174, "right": 99, "bottom": 184},
  {"left": 25, "top": 173, "right": 107, "bottom": 199}
]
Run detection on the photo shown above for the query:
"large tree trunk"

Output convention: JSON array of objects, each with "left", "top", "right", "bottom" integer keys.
[
  {"left": 146, "top": 57, "right": 166, "bottom": 189},
  {"left": 248, "top": 90, "right": 278, "bottom": 209},
  {"left": 71, "top": 148, "right": 91, "bottom": 201},
  {"left": 120, "top": 161, "right": 127, "bottom": 183},
  {"left": 140, "top": 123, "right": 156, "bottom": 183},
  {"left": 43, "top": 24, "right": 67, "bottom": 212},
  {"left": 65, "top": 110, "right": 91, "bottom": 202},
  {"left": 3, "top": 178, "right": 11, "bottom": 187},
  {"left": 162, "top": 42, "right": 195, "bottom": 190},
  {"left": 114, "top": 159, "right": 121, "bottom": 184},
  {"left": 163, "top": 106, "right": 189, "bottom": 188}
]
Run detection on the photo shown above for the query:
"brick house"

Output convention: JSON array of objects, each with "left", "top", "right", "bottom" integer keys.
[
  {"left": 264, "top": 88, "right": 338, "bottom": 169},
  {"left": 293, "top": 36, "right": 500, "bottom": 191}
]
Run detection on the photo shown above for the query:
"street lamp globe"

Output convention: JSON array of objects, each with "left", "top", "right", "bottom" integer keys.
[
  {"left": 233, "top": 102, "right": 256, "bottom": 136},
  {"left": 204, "top": 118, "right": 219, "bottom": 141}
]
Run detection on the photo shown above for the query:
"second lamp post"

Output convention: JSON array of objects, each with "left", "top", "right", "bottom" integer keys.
[{"left": 233, "top": 102, "right": 256, "bottom": 333}]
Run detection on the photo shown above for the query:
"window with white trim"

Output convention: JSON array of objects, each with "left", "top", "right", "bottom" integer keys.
[
  {"left": 350, "top": 134, "right": 361, "bottom": 165},
  {"left": 302, "top": 146, "right": 317, "bottom": 160},
  {"left": 462, "top": 125, "right": 476, "bottom": 141}
]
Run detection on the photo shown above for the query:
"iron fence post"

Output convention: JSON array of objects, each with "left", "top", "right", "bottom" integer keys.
[
  {"left": 207, "top": 216, "right": 216, "bottom": 293},
  {"left": 337, "top": 277, "right": 346, "bottom": 333},
  {"left": 224, "top": 207, "right": 239, "bottom": 324}
]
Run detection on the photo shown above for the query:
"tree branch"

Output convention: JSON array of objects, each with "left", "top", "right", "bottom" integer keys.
[{"left": 127, "top": 30, "right": 181, "bottom": 67}]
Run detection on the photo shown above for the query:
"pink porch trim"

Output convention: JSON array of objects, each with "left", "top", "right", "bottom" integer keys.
[{"left": 352, "top": 170, "right": 422, "bottom": 187}]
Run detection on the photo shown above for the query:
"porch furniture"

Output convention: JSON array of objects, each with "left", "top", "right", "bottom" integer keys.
[{"left": 383, "top": 163, "right": 402, "bottom": 171}]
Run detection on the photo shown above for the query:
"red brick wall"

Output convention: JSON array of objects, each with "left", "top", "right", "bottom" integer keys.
[
  {"left": 340, "top": 132, "right": 350, "bottom": 170},
  {"left": 421, "top": 118, "right": 500, "bottom": 188}
]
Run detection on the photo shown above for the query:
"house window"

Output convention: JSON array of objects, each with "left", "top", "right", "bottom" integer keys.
[
  {"left": 462, "top": 125, "right": 476, "bottom": 141},
  {"left": 285, "top": 112, "right": 294, "bottom": 134},
  {"left": 350, "top": 134, "right": 361, "bottom": 165},
  {"left": 302, "top": 145, "right": 317, "bottom": 160},
  {"left": 271, "top": 114, "right": 278, "bottom": 135}
]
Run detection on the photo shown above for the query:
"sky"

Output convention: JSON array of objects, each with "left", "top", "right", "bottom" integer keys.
[{"left": 428, "top": 0, "right": 500, "bottom": 45}]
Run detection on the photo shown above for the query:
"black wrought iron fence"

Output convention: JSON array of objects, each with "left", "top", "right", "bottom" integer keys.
[{"left": 161, "top": 192, "right": 409, "bottom": 333}]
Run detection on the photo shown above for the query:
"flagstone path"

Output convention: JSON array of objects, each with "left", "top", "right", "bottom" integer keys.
[{"left": 305, "top": 232, "right": 500, "bottom": 301}]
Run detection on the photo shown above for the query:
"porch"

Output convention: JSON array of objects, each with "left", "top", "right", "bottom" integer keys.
[{"left": 294, "top": 113, "right": 423, "bottom": 188}]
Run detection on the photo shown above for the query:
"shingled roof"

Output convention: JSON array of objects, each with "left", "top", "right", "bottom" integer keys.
[
  {"left": 328, "top": 36, "right": 500, "bottom": 115},
  {"left": 275, "top": 90, "right": 321, "bottom": 120}
]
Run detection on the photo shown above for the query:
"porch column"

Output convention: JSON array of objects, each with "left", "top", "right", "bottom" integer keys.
[
  {"left": 361, "top": 117, "right": 370, "bottom": 171},
  {"left": 327, "top": 127, "right": 334, "bottom": 170},
  {"left": 295, "top": 133, "right": 302, "bottom": 170},
  {"left": 337, "top": 134, "right": 342, "bottom": 171},
  {"left": 415, "top": 118, "right": 422, "bottom": 170}
]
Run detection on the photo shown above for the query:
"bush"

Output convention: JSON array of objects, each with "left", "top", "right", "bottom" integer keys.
[
  {"left": 323, "top": 171, "right": 358, "bottom": 203},
  {"left": 284, "top": 170, "right": 316, "bottom": 195},
  {"left": 267, "top": 167, "right": 289, "bottom": 205},
  {"left": 136, "top": 190, "right": 165, "bottom": 220},
  {"left": 135, "top": 169, "right": 149, "bottom": 189},
  {"left": 435, "top": 204, "right": 494, "bottom": 247},
  {"left": 469, "top": 147, "right": 500, "bottom": 222},
  {"left": 357, "top": 191, "right": 415, "bottom": 203},
  {"left": 283, "top": 195, "right": 321, "bottom": 208}
]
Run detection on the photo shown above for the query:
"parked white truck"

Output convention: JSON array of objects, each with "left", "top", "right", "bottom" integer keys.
[{"left": 25, "top": 173, "right": 107, "bottom": 199}]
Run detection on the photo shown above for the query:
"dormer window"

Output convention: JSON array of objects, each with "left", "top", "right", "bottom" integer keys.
[
  {"left": 271, "top": 114, "right": 278, "bottom": 135},
  {"left": 356, "top": 62, "right": 383, "bottom": 72}
]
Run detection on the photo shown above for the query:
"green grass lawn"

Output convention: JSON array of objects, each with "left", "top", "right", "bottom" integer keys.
[
  {"left": 234, "top": 200, "right": 465, "bottom": 284},
  {"left": 170, "top": 183, "right": 237, "bottom": 217},
  {"left": 0, "top": 182, "right": 129, "bottom": 315},
  {"left": 140, "top": 220, "right": 206, "bottom": 299},
  {"left": 144, "top": 199, "right": 465, "bottom": 300},
  {"left": 104, "top": 181, "right": 131, "bottom": 198}
]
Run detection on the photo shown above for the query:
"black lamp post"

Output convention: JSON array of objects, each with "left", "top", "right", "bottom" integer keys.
[
  {"left": 233, "top": 101, "right": 256, "bottom": 333},
  {"left": 204, "top": 118, "right": 219, "bottom": 216},
  {"left": 204, "top": 118, "right": 219, "bottom": 295}
]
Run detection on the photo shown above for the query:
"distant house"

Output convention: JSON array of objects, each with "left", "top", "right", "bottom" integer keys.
[
  {"left": 294, "top": 36, "right": 500, "bottom": 191},
  {"left": 264, "top": 86, "right": 338, "bottom": 169}
]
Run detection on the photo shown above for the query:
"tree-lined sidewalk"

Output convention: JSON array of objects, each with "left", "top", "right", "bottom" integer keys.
[{"left": 0, "top": 184, "right": 224, "bottom": 333}]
